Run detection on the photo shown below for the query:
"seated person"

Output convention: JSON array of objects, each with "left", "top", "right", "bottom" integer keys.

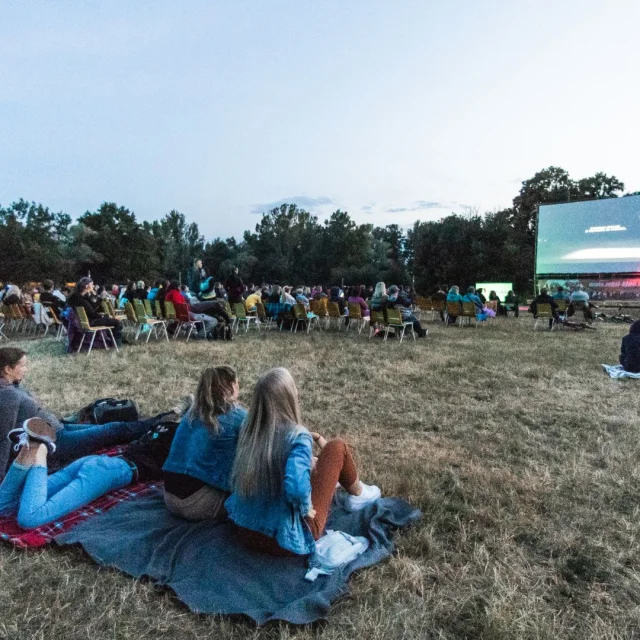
[
  {"left": 163, "top": 366, "right": 247, "bottom": 521},
  {"left": 504, "top": 290, "right": 519, "bottom": 317},
  {"left": 568, "top": 285, "right": 593, "bottom": 321},
  {"left": 553, "top": 286, "right": 570, "bottom": 302},
  {"left": 134, "top": 281, "right": 148, "bottom": 301},
  {"left": 39, "top": 280, "right": 64, "bottom": 314},
  {"left": 619, "top": 321, "right": 640, "bottom": 373},
  {"left": 347, "top": 286, "right": 370, "bottom": 317},
  {"left": 328, "top": 286, "right": 347, "bottom": 315},
  {"left": 226, "top": 368, "right": 380, "bottom": 556},
  {"left": 432, "top": 286, "right": 447, "bottom": 322},
  {"left": 280, "top": 286, "right": 296, "bottom": 307},
  {"left": 164, "top": 281, "right": 218, "bottom": 338},
  {"left": 245, "top": 290, "right": 262, "bottom": 313},
  {"left": 475, "top": 288, "right": 487, "bottom": 305},
  {"left": 488, "top": 290, "right": 506, "bottom": 316},
  {"left": 370, "top": 283, "right": 389, "bottom": 311},
  {"left": 446, "top": 285, "right": 463, "bottom": 324},
  {"left": 0, "top": 412, "right": 180, "bottom": 529},
  {"left": 0, "top": 347, "right": 172, "bottom": 484},
  {"left": 387, "top": 285, "right": 426, "bottom": 337},
  {"left": 3, "top": 285, "right": 22, "bottom": 306},
  {"left": 530, "top": 288, "right": 559, "bottom": 328},
  {"left": 462, "top": 286, "right": 494, "bottom": 320},
  {"left": 294, "top": 288, "right": 310, "bottom": 310},
  {"left": 67, "top": 278, "right": 123, "bottom": 344}
]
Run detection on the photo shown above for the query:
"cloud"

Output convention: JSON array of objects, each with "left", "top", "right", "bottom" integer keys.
[
  {"left": 251, "top": 196, "right": 334, "bottom": 214},
  {"left": 361, "top": 204, "right": 375, "bottom": 214},
  {"left": 385, "top": 200, "right": 446, "bottom": 214},
  {"left": 386, "top": 207, "right": 410, "bottom": 213}
]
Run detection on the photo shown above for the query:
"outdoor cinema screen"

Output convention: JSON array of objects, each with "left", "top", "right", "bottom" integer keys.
[{"left": 536, "top": 194, "right": 640, "bottom": 275}]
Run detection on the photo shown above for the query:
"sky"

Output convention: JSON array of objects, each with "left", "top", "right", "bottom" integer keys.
[{"left": 1, "top": 1, "right": 638, "bottom": 241}]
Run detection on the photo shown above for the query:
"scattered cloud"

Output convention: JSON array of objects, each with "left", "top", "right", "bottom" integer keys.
[
  {"left": 386, "top": 207, "right": 410, "bottom": 213},
  {"left": 251, "top": 196, "right": 334, "bottom": 215},
  {"left": 361, "top": 203, "right": 375, "bottom": 214},
  {"left": 385, "top": 200, "right": 446, "bottom": 214}
]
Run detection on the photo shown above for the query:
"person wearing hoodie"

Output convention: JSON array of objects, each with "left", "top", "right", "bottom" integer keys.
[{"left": 619, "top": 320, "right": 640, "bottom": 373}]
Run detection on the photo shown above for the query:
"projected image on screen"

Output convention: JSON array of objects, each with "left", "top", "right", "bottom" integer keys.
[{"left": 536, "top": 195, "right": 640, "bottom": 275}]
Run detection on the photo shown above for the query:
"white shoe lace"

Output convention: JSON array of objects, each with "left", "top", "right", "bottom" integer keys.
[{"left": 7, "top": 428, "right": 56, "bottom": 453}]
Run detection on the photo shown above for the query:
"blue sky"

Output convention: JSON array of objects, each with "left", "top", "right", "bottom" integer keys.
[{"left": 1, "top": 1, "right": 638, "bottom": 240}]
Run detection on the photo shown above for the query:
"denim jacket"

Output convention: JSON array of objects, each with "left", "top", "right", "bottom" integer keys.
[
  {"left": 162, "top": 405, "right": 248, "bottom": 492},
  {"left": 225, "top": 430, "right": 315, "bottom": 555}
]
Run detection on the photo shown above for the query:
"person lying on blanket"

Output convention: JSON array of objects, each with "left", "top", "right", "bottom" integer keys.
[
  {"left": 163, "top": 366, "right": 248, "bottom": 522},
  {"left": 0, "top": 413, "right": 182, "bottom": 529},
  {"left": 225, "top": 367, "right": 381, "bottom": 556},
  {"left": 0, "top": 347, "right": 178, "bottom": 483},
  {"left": 620, "top": 320, "right": 640, "bottom": 373}
]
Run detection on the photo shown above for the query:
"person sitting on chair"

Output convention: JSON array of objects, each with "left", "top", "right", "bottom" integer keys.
[
  {"left": 530, "top": 288, "right": 559, "bottom": 329},
  {"left": 0, "top": 347, "right": 175, "bottom": 484},
  {"left": 387, "top": 285, "right": 426, "bottom": 337},
  {"left": 39, "top": 280, "right": 64, "bottom": 315},
  {"left": 504, "top": 290, "right": 519, "bottom": 318},
  {"left": 568, "top": 284, "right": 594, "bottom": 321},
  {"left": 66, "top": 278, "right": 123, "bottom": 344}
]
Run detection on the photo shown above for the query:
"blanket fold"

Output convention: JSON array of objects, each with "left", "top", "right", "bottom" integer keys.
[{"left": 56, "top": 487, "right": 420, "bottom": 625}]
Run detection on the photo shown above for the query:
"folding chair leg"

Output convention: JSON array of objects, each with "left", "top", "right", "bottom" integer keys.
[
  {"left": 87, "top": 332, "right": 97, "bottom": 355},
  {"left": 77, "top": 333, "right": 86, "bottom": 354}
]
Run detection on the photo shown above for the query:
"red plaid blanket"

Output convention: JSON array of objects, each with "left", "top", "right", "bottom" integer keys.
[{"left": 0, "top": 446, "right": 159, "bottom": 549}]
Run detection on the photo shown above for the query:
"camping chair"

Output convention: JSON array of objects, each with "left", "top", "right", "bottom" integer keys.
[
  {"left": 74, "top": 306, "right": 118, "bottom": 355},
  {"left": 445, "top": 302, "right": 462, "bottom": 326},
  {"left": 534, "top": 303, "right": 556, "bottom": 330},
  {"left": 383, "top": 308, "right": 415, "bottom": 343},
  {"left": 255, "top": 301, "right": 274, "bottom": 330},
  {"left": 153, "top": 300, "right": 164, "bottom": 319},
  {"left": 327, "top": 302, "right": 346, "bottom": 330},
  {"left": 292, "top": 303, "right": 320, "bottom": 333},
  {"left": 132, "top": 299, "right": 169, "bottom": 342},
  {"left": 163, "top": 300, "right": 177, "bottom": 321},
  {"left": 173, "top": 302, "right": 204, "bottom": 342},
  {"left": 143, "top": 299, "right": 155, "bottom": 318},
  {"left": 233, "top": 303, "right": 258, "bottom": 333},
  {"left": 31, "top": 302, "right": 54, "bottom": 338},
  {"left": 369, "top": 308, "right": 386, "bottom": 339},
  {"left": 347, "top": 302, "right": 369, "bottom": 334},
  {"left": 459, "top": 302, "right": 479, "bottom": 328},
  {"left": 46, "top": 305, "right": 67, "bottom": 341}
]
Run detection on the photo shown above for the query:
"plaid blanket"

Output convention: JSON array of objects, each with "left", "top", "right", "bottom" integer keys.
[{"left": 0, "top": 446, "right": 157, "bottom": 549}]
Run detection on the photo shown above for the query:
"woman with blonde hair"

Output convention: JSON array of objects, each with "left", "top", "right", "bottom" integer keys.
[
  {"left": 226, "top": 368, "right": 380, "bottom": 556},
  {"left": 370, "top": 282, "right": 387, "bottom": 310},
  {"left": 163, "top": 366, "right": 247, "bottom": 521}
]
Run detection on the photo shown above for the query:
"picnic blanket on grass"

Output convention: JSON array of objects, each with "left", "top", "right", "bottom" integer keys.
[
  {"left": 602, "top": 364, "right": 640, "bottom": 379},
  {"left": 56, "top": 487, "right": 420, "bottom": 625}
]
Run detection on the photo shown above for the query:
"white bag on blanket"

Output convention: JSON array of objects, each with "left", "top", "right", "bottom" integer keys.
[{"left": 305, "top": 530, "right": 369, "bottom": 582}]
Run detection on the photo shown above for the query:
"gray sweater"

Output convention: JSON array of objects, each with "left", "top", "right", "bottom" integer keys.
[{"left": 0, "top": 379, "right": 62, "bottom": 481}]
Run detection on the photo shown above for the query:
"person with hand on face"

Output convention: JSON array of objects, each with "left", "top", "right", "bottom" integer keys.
[
  {"left": 67, "top": 277, "right": 124, "bottom": 344},
  {"left": 226, "top": 368, "right": 381, "bottom": 557}
]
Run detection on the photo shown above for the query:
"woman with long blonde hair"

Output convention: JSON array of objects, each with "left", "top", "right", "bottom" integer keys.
[
  {"left": 226, "top": 368, "right": 380, "bottom": 556},
  {"left": 163, "top": 366, "right": 247, "bottom": 521}
]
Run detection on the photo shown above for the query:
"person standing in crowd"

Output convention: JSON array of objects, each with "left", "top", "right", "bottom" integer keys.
[
  {"left": 225, "top": 267, "right": 245, "bottom": 305},
  {"left": 67, "top": 278, "right": 124, "bottom": 344},
  {"left": 188, "top": 259, "right": 207, "bottom": 298}
]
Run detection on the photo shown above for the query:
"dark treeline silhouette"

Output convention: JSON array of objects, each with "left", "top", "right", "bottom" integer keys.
[{"left": 1, "top": 167, "right": 635, "bottom": 293}]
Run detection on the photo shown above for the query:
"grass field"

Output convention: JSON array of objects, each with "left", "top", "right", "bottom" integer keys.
[{"left": 1, "top": 318, "right": 639, "bottom": 640}]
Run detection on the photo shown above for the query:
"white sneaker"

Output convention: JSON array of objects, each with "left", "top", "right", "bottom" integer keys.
[{"left": 347, "top": 482, "right": 381, "bottom": 511}]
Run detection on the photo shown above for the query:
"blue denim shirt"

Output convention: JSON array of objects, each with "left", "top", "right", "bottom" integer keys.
[
  {"left": 225, "top": 430, "right": 315, "bottom": 555},
  {"left": 162, "top": 405, "right": 248, "bottom": 492}
]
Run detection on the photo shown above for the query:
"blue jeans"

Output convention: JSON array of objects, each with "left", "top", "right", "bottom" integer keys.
[
  {"left": 0, "top": 455, "right": 132, "bottom": 529},
  {"left": 53, "top": 419, "right": 152, "bottom": 465}
]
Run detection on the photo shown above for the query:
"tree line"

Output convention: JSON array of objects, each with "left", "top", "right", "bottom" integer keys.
[{"left": 1, "top": 166, "right": 636, "bottom": 294}]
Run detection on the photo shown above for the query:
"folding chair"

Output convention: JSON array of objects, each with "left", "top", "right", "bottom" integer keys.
[
  {"left": 459, "top": 302, "right": 479, "bottom": 328},
  {"left": 132, "top": 300, "right": 169, "bottom": 342},
  {"left": 233, "top": 303, "right": 258, "bottom": 333},
  {"left": 347, "top": 302, "right": 369, "bottom": 334},
  {"left": 255, "top": 302, "right": 275, "bottom": 330},
  {"left": 534, "top": 303, "right": 556, "bottom": 331},
  {"left": 327, "top": 302, "right": 346, "bottom": 330},
  {"left": 74, "top": 307, "right": 118, "bottom": 355},
  {"left": 384, "top": 308, "right": 415, "bottom": 343},
  {"left": 173, "top": 302, "right": 204, "bottom": 342},
  {"left": 369, "top": 309, "right": 386, "bottom": 339}
]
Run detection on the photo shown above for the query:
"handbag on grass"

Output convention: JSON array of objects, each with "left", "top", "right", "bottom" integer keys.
[{"left": 62, "top": 398, "right": 140, "bottom": 425}]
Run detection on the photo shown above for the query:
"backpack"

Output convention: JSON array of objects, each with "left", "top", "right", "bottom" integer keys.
[
  {"left": 304, "top": 530, "right": 369, "bottom": 582},
  {"left": 62, "top": 398, "right": 140, "bottom": 425}
]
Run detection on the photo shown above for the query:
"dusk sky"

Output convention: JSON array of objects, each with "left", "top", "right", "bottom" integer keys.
[{"left": 1, "top": 1, "right": 638, "bottom": 240}]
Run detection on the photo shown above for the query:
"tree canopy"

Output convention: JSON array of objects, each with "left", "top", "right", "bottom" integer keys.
[{"left": 0, "top": 167, "right": 629, "bottom": 293}]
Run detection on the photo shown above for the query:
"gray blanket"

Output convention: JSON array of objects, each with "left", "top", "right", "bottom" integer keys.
[{"left": 56, "top": 487, "right": 420, "bottom": 625}]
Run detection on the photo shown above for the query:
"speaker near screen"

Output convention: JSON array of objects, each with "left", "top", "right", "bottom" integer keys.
[{"left": 536, "top": 194, "right": 640, "bottom": 276}]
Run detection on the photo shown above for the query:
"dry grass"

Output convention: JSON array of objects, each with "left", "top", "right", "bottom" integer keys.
[{"left": 2, "top": 318, "right": 640, "bottom": 639}]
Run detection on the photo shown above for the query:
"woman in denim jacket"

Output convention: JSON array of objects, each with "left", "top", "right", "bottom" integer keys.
[
  {"left": 163, "top": 366, "right": 247, "bottom": 521},
  {"left": 226, "top": 368, "right": 380, "bottom": 556}
]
